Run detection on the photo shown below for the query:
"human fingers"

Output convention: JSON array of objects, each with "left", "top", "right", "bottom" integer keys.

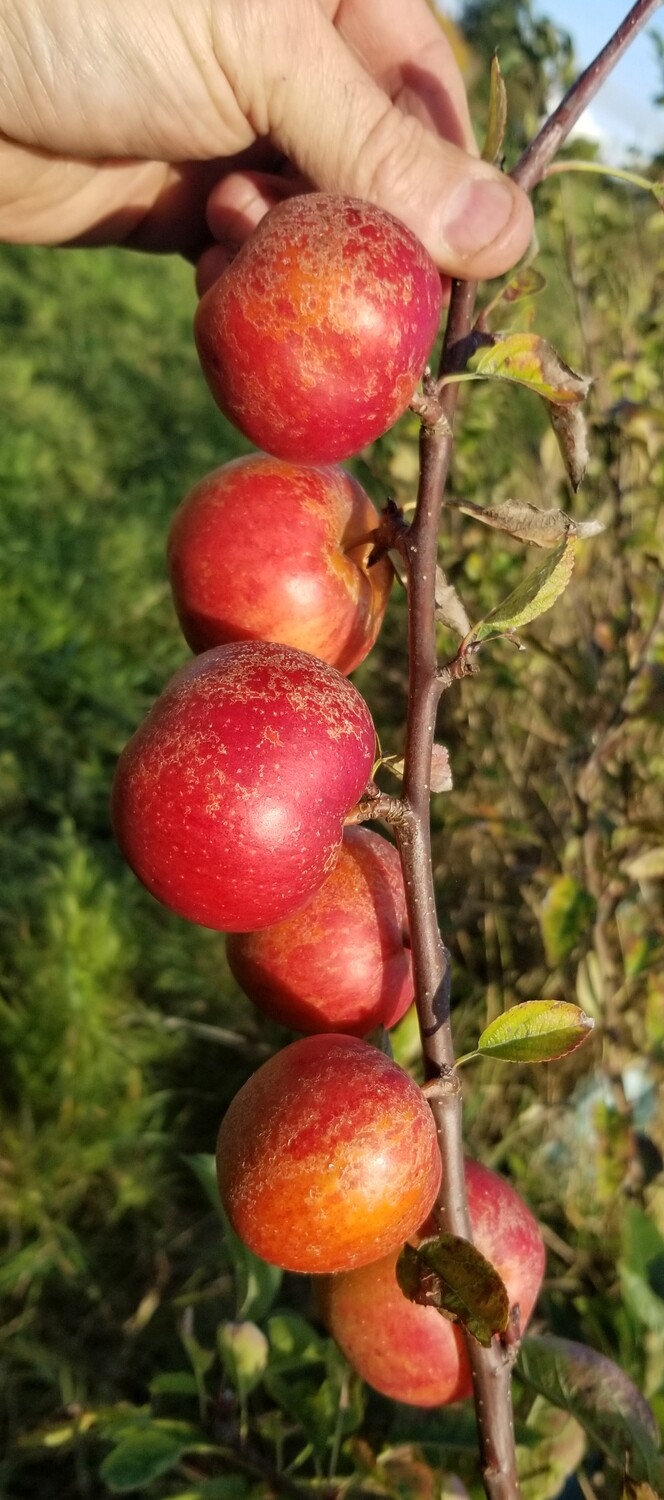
[
  {"left": 329, "top": 0, "right": 476, "bottom": 150},
  {"left": 228, "top": 0, "right": 532, "bottom": 279}
]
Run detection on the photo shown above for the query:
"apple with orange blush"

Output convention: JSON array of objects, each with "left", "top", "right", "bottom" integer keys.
[
  {"left": 318, "top": 1158, "right": 545, "bottom": 1406},
  {"left": 194, "top": 194, "right": 443, "bottom": 464},
  {"left": 227, "top": 826, "right": 413, "bottom": 1036},
  {"left": 216, "top": 1033, "right": 441, "bottom": 1274},
  {"left": 167, "top": 455, "right": 392, "bottom": 673}
]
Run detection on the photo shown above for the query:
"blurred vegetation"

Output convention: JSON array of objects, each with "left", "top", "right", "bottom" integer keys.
[{"left": 1, "top": 4, "right": 663, "bottom": 1499}]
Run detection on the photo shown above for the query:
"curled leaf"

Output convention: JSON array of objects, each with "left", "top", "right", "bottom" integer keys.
[
  {"left": 430, "top": 744, "right": 453, "bottom": 794},
  {"left": 383, "top": 745, "right": 452, "bottom": 794},
  {"left": 500, "top": 266, "right": 546, "bottom": 303},
  {"left": 467, "top": 533, "right": 576, "bottom": 646},
  {"left": 477, "top": 1001, "right": 595, "bottom": 1063},
  {"left": 452, "top": 496, "right": 602, "bottom": 549},
  {"left": 397, "top": 1236, "right": 509, "bottom": 1348},
  {"left": 435, "top": 565, "right": 471, "bottom": 635},
  {"left": 466, "top": 333, "right": 591, "bottom": 404},
  {"left": 547, "top": 399, "right": 591, "bottom": 492}
]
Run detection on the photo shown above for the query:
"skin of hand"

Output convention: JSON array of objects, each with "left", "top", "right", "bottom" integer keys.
[{"left": 0, "top": 0, "right": 533, "bottom": 284}]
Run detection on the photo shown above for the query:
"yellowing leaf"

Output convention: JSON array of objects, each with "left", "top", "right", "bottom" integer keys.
[
  {"left": 501, "top": 266, "right": 546, "bottom": 303},
  {"left": 467, "top": 534, "right": 576, "bottom": 645},
  {"left": 397, "top": 1236, "right": 509, "bottom": 1347},
  {"left": 482, "top": 54, "right": 507, "bottom": 165},
  {"left": 477, "top": 1001, "right": 595, "bottom": 1063},
  {"left": 466, "top": 333, "right": 591, "bottom": 404},
  {"left": 540, "top": 875, "right": 596, "bottom": 964}
]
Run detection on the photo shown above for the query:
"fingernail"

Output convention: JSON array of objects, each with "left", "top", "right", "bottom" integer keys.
[{"left": 441, "top": 175, "right": 516, "bottom": 258}]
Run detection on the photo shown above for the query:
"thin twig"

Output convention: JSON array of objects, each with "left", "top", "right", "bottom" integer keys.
[{"left": 513, "top": 0, "right": 663, "bottom": 193}]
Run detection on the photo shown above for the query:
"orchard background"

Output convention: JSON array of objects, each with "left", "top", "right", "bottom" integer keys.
[{"left": 1, "top": 3, "right": 663, "bottom": 1497}]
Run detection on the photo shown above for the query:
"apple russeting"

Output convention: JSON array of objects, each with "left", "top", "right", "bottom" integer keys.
[
  {"left": 111, "top": 640, "right": 376, "bottom": 931},
  {"left": 167, "top": 454, "right": 392, "bottom": 673},
  {"left": 318, "top": 1158, "right": 546, "bottom": 1406},
  {"left": 227, "top": 826, "right": 413, "bottom": 1036},
  {"left": 194, "top": 194, "right": 443, "bottom": 464},
  {"left": 216, "top": 1033, "right": 442, "bottom": 1274}
]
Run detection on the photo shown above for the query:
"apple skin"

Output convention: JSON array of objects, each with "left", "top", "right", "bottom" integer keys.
[
  {"left": 226, "top": 826, "right": 413, "bottom": 1036},
  {"left": 194, "top": 194, "right": 443, "bottom": 464},
  {"left": 111, "top": 641, "right": 375, "bottom": 932},
  {"left": 318, "top": 1158, "right": 546, "bottom": 1406},
  {"left": 167, "top": 455, "right": 393, "bottom": 673},
  {"left": 216, "top": 1034, "right": 442, "bottom": 1274}
]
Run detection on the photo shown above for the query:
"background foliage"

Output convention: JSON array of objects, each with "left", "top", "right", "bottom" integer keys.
[{"left": 1, "top": 4, "right": 663, "bottom": 1497}]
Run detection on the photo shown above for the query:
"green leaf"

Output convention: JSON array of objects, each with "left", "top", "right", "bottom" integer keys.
[
  {"left": 622, "top": 1205, "right": 664, "bottom": 1286},
  {"left": 180, "top": 1329, "right": 214, "bottom": 1417},
  {"left": 482, "top": 54, "right": 507, "bottom": 165},
  {"left": 517, "top": 1335, "right": 664, "bottom": 1487},
  {"left": 100, "top": 1427, "right": 191, "bottom": 1492},
  {"left": 185, "top": 1154, "right": 282, "bottom": 1321},
  {"left": 620, "top": 1265, "right": 664, "bottom": 1337},
  {"left": 476, "top": 1000, "right": 594, "bottom": 1063},
  {"left": 466, "top": 333, "right": 591, "bottom": 403},
  {"left": 262, "top": 1367, "right": 358, "bottom": 1462},
  {"left": 396, "top": 1236, "right": 509, "bottom": 1347},
  {"left": 267, "top": 1312, "right": 328, "bottom": 1372},
  {"left": 619, "top": 1205, "right": 664, "bottom": 1335},
  {"left": 185, "top": 1152, "right": 223, "bottom": 1216},
  {"left": 467, "top": 534, "right": 576, "bottom": 646},
  {"left": 540, "top": 875, "right": 597, "bottom": 964}
]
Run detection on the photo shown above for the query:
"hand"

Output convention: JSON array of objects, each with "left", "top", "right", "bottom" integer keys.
[{"left": 0, "top": 0, "right": 532, "bottom": 282}]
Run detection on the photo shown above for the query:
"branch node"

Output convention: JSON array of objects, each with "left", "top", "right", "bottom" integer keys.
[
  {"left": 436, "top": 647, "right": 481, "bottom": 691},
  {"left": 421, "top": 1068, "right": 461, "bottom": 1104},
  {"left": 367, "top": 498, "right": 410, "bottom": 566},
  {"left": 347, "top": 781, "right": 408, "bottom": 828},
  {"left": 410, "top": 387, "right": 452, "bottom": 433}
]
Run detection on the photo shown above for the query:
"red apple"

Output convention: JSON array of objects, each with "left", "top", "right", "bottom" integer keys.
[
  {"left": 167, "top": 455, "right": 392, "bottom": 672},
  {"left": 216, "top": 1034, "right": 442, "bottom": 1274},
  {"left": 111, "top": 641, "right": 375, "bottom": 932},
  {"left": 194, "top": 194, "right": 443, "bottom": 464},
  {"left": 226, "top": 826, "right": 413, "bottom": 1036},
  {"left": 318, "top": 1158, "right": 546, "bottom": 1406}
]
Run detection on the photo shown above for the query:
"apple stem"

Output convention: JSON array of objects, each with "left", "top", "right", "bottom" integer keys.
[{"left": 381, "top": 5, "right": 657, "bottom": 1498}]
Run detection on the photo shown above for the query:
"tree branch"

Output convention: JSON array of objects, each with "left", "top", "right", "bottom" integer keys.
[
  {"left": 394, "top": 6, "right": 660, "bottom": 1498},
  {"left": 513, "top": 0, "right": 663, "bottom": 194}
]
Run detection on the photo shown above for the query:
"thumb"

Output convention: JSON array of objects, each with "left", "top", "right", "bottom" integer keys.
[{"left": 247, "top": 2, "right": 532, "bottom": 280}]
